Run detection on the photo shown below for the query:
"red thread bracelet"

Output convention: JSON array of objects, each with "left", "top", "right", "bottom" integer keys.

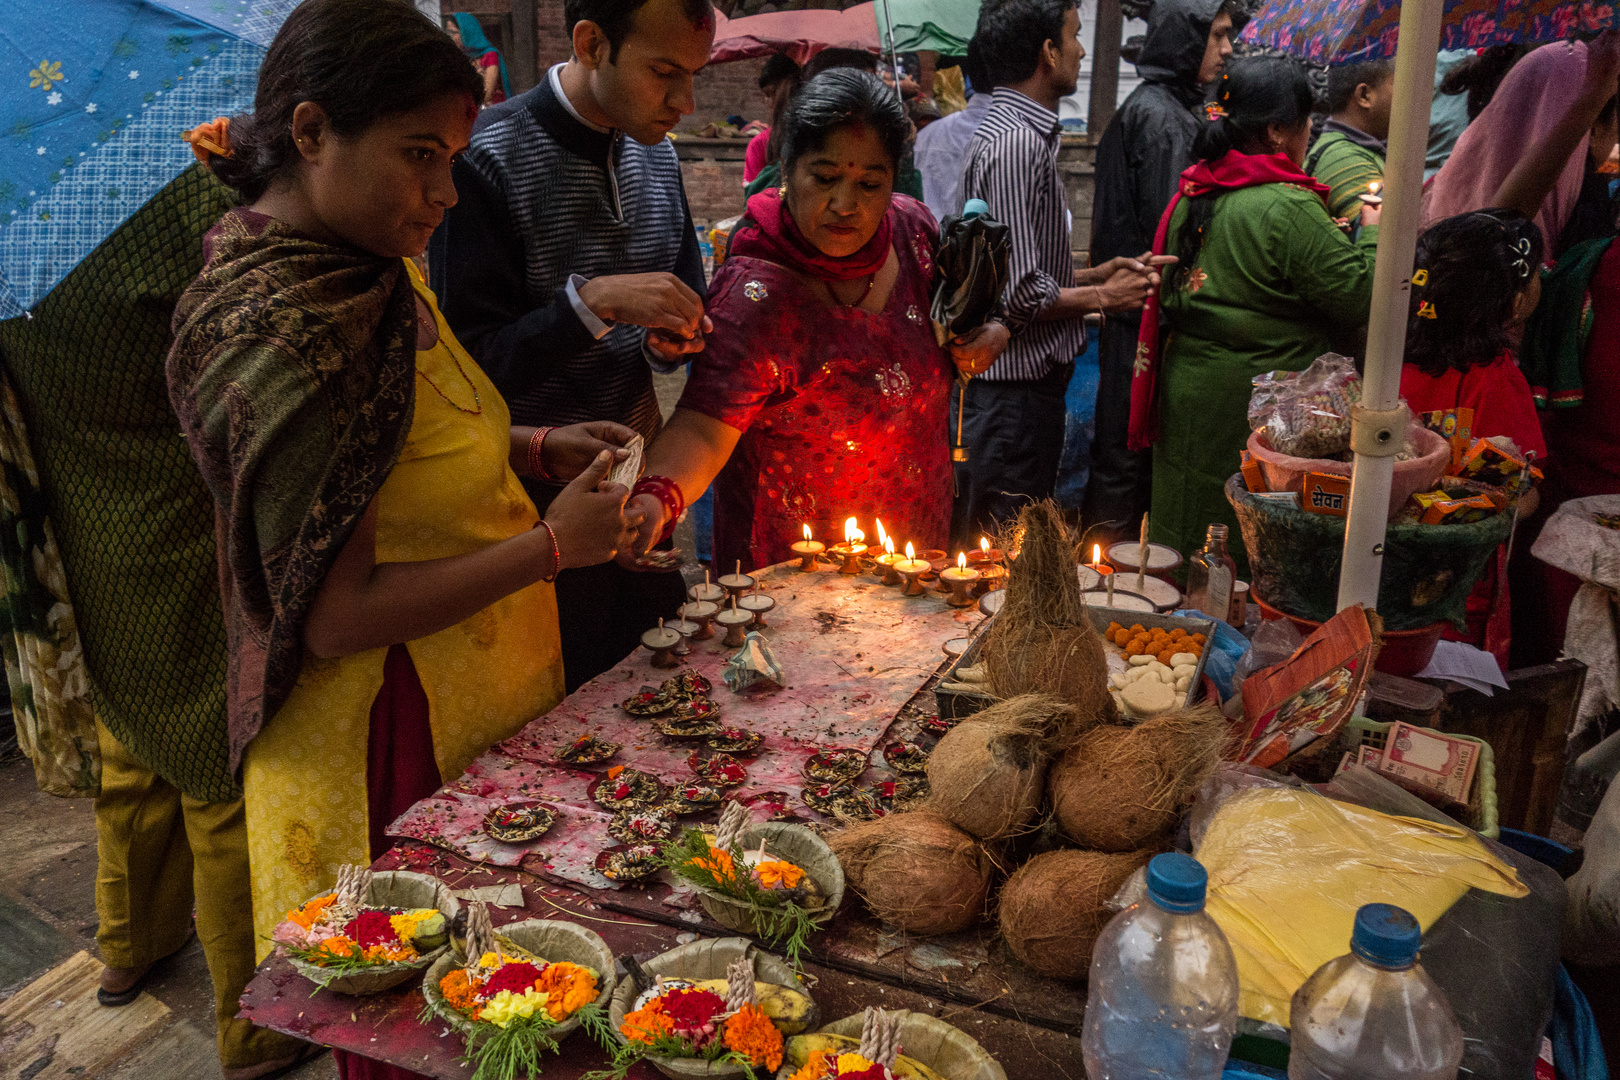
[
  {"left": 632, "top": 475, "right": 686, "bottom": 545},
  {"left": 527, "top": 426, "right": 556, "bottom": 481},
  {"left": 535, "top": 520, "right": 562, "bottom": 581}
]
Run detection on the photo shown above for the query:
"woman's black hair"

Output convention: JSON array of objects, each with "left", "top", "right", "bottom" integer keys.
[
  {"left": 1405, "top": 209, "right": 1544, "bottom": 377},
  {"left": 209, "top": 0, "right": 484, "bottom": 202},
  {"left": 1439, "top": 45, "right": 1527, "bottom": 120},
  {"left": 974, "top": 0, "right": 1075, "bottom": 88},
  {"left": 1169, "top": 55, "right": 1313, "bottom": 291},
  {"left": 778, "top": 68, "right": 910, "bottom": 175},
  {"left": 760, "top": 53, "right": 804, "bottom": 166}
]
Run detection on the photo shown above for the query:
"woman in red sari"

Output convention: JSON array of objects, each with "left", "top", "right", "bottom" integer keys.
[{"left": 624, "top": 69, "right": 1007, "bottom": 571}]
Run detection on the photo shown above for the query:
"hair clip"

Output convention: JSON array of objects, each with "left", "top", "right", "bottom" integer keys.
[
  {"left": 180, "top": 117, "right": 233, "bottom": 163},
  {"left": 1203, "top": 101, "right": 1228, "bottom": 121},
  {"left": 1512, "top": 257, "right": 1532, "bottom": 279},
  {"left": 1417, "top": 301, "right": 1438, "bottom": 320},
  {"left": 1411, "top": 269, "right": 1429, "bottom": 287}
]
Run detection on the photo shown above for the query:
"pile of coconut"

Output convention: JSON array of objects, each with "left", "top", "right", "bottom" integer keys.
[{"left": 830, "top": 503, "right": 1227, "bottom": 980}]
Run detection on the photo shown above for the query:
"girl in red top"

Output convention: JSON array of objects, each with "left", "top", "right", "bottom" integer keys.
[{"left": 1399, "top": 209, "right": 1547, "bottom": 664}]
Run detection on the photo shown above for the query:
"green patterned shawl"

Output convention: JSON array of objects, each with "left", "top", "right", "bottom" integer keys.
[{"left": 166, "top": 209, "right": 416, "bottom": 773}]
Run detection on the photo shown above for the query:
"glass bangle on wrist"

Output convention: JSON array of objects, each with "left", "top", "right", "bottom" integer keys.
[
  {"left": 535, "top": 519, "right": 561, "bottom": 582},
  {"left": 527, "top": 426, "right": 556, "bottom": 481},
  {"left": 631, "top": 475, "right": 685, "bottom": 545}
]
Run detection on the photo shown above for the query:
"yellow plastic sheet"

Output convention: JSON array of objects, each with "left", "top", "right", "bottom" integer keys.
[{"left": 1194, "top": 786, "right": 1527, "bottom": 1025}]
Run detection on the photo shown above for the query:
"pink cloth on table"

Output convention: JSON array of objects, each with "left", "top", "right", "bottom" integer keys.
[
  {"left": 744, "top": 127, "right": 770, "bottom": 183},
  {"left": 677, "top": 194, "right": 953, "bottom": 573},
  {"left": 1423, "top": 40, "right": 1591, "bottom": 250}
]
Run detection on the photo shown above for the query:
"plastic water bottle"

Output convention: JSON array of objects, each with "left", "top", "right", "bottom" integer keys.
[
  {"left": 1081, "top": 852, "right": 1239, "bottom": 1080},
  {"left": 1287, "top": 904, "right": 1463, "bottom": 1080}
]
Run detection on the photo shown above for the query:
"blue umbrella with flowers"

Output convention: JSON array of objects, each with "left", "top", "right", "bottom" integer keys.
[
  {"left": 0, "top": 0, "right": 297, "bottom": 319},
  {"left": 1232, "top": 0, "right": 1620, "bottom": 613}
]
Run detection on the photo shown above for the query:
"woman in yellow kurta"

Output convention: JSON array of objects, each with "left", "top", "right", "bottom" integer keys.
[{"left": 164, "top": 0, "right": 644, "bottom": 991}]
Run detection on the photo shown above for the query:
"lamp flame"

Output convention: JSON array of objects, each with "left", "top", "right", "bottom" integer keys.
[
  {"left": 875, "top": 518, "right": 888, "bottom": 547},
  {"left": 905, "top": 542, "right": 915, "bottom": 561},
  {"left": 884, "top": 537, "right": 895, "bottom": 556},
  {"left": 1092, "top": 544, "right": 1102, "bottom": 564},
  {"left": 980, "top": 536, "right": 991, "bottom": 554},
  {"left": 1368, "top": 181, "right": 1382, "bottom": 195},
  {"left": 803, "top": 523, "right": 812, "bottom": 541},
  {"left": 958, "top": 552, "right": 967, "bottom": 570},
  {"left": 844, "top": 517, "right": 857, "bottom": 544}
]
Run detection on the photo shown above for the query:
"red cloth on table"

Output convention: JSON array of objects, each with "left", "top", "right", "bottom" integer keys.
[
  {"left": 678, "top": 194, "right": 953, "bottom": 573},
  {"left": 1400, "top": 353, "right": 1548, "bottom": 668},
  {"left": 335, "top": 643, "right": 440, "bottom": 1080}
]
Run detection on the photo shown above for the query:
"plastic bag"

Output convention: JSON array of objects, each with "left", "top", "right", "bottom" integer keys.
[
  {"left": 1248, "top": 354, "right": 1362, "bottom": 459},
  {"left": 1226, "top": 618, "right": 1303, "bottom": 708}
]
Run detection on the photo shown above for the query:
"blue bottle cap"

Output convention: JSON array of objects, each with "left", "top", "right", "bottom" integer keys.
[
  {"left": 1350, "top": 903, "right": 1421, "bottom": 968},
  {"left": 962, "top": 198, "right": 990, "bottom": 219},
  {"left": 1146, "top": 852, "right": 1207, "bottom": 913}
]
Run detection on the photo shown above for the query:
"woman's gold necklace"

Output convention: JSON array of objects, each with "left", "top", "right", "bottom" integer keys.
[
  {"left": 414, "top": 301, "right": 483, "bottom": 414},
  {"left": 830, "top": 273, "right": 877, "bottom": 308}
]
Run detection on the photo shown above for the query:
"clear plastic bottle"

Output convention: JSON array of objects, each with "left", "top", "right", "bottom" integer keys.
[
  {"left": 1287, "top": 904, "right": 1463, "bottom": 1080},
  {"left": 1081, "top": 852, "right": 1239, "bottom": 1080}
]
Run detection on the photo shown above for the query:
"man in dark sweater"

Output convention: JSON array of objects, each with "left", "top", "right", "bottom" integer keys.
[
  {"left": 431, "top": 0, "right": 715, "bottom": 690},
  {"left": 1083, "top": 0, "right": 1243, "bottom": 543}
]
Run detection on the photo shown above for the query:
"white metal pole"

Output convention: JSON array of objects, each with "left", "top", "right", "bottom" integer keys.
[
  {"left": 1334, "top": 0, "right": 1446, "bottom": 612},
  {"left": 878, "top": 0, "right": 905, "bottom": 99}
]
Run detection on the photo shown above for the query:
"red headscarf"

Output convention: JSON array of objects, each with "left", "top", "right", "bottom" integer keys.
[
  {"left": 729, "top": 187, "right": 894, "bottom": 282},
  {"left": 1128, "top": 150, "right": 1332, "bottom": 451}
]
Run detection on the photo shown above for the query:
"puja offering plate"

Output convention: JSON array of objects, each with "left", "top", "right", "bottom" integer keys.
[
  {"left": 739, "top": 790, "right": 793, "bottom": 819},
  {"left": 665, "top": 670, "right": 713, "bottom": 699},
  {"left": 621, "top": 689, "right": 677, "bottom": 717},
  {"left": 630, "top": 977, "right": 694, "bottom": 1013},
  {"left": 826, "top": 785, "right": 884, "bottom": 821},
  {"left": 555, "top": 734, "right": 621, "bottom": 765},
  {"left": 803, "top": 747, "right": 868, "bottom": 783},
  {"left": 608, "top": 808, "right": 675, "bottom": 845},
  {"left": 882, "top": 742, "right": 930, "bottom": 774},
  {"left": 673, "top": 697, "right": 719, "bottom": 722},
  {"left": 634, "top": 549, "right": 684, "bottom": 571},
  {"left": 482, "top": 802, "right": 556, "bottom": 844},
  {"left": 589, "top": 768, "right": 665, "bottom": 811},
  {"left": 802, "top": 780, "right": 852, "bottom": 815},
  {"left": 704, "top": 726, "right": 763, "bottom": 755},
  {"left": 654, "top": 712, "right": 723, "bottom": 739},
  {"left": 869, "top": 775, "right": 929, "bottom": 812},
  {"left": 665, "top": 783, "right": 725, "bottom": 814},
  {"left": 686, "top": 752, "right": 748, "bottom": 787},
  {"left": 917, "top": 713, "right": 957, "bottom": 737},
  {"left": 596, "top": 844, "right": 662, "bottom": 884}
]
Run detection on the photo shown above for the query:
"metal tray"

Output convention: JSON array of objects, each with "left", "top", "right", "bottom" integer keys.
[{"left": 1083, "top": 606, "right": 1217, "bottom": 711}]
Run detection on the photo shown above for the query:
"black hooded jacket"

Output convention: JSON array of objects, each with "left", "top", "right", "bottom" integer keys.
[{"left": 1089, "top": 0, "right": 1224, "bottom": 268}]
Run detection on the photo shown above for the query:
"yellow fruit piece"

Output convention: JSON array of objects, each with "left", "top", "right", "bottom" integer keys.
[{"left": 689, "top": 980, "right": 817, "bottom": 1035}]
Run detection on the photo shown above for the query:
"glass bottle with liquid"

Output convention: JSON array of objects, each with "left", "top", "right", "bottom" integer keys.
[{"left": 1186, "top": 524, "right": 1237, "bottom": 624}]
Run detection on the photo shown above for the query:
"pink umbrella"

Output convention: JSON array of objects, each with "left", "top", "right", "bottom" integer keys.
[{"left": 709, "top": 4, "right": 879, "bottom": 64}]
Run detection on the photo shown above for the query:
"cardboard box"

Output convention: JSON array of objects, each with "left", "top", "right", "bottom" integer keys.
[
  {"left": 1459, "top": 437, "right": 1543, "bottom": 490},
  {"left": 1240, "top": 450, "right": 1268, "bottom": 493},
  {"left": 1416, "top": 406, "right": 1474, "bottom": 474},
  {"left": 1301, "top": 472, "right": 1351, "bottom": 517},
  {"left": 1374, "top": 721, "right": 1479, "bottom": 808},
  {"left": 1238, "top": 604, "right": 1375, "bottom": 769}
]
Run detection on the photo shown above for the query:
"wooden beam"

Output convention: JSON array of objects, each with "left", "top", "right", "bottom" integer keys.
[
  {"left": 511, "top": 0, "right": 539, "bottom": 94},
  {"left": 1087, "top": 0, "right": 1123, "bottom": 140}
]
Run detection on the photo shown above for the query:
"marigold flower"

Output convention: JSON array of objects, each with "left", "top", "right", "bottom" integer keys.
[
  {"left": 693, "top": 845, "right": 736, "bottom": 884},
  {"left": 787, "top": 1048, "right": 837, "bottom": 1080},
  {"left": 534, "top": 961, "right": 598, "bottom": 1020},
  {"left": 317, "top": 936, "right": 362, "bottom": 961},
  {"left": 835, "top": 1053, "right": 888, "bottom": 1079},
  {"left": 753, "top": 859, "right": 805, "bottom": 890},
  {"left": 438, "top": 968, "right": 483, "bottom": 1019},
  {"left": 722, "top": 1002, "right": 783, "bottom": 1070},
  {"left": 620, "top": 998, "right": 674, "bottom": 1044},
  {"left": 285, "top": 894, "right": 336, "bottom": 931}
]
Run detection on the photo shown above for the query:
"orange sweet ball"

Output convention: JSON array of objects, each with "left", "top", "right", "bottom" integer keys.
[{"left": 1124, "top": 641, "right": 1145, "bottom": 656}]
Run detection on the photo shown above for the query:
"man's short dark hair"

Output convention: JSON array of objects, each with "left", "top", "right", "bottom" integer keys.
[
  {"left": 963, "top": 36, "right": 993, "bottom": 94},
  {"left": 759, "top": 52, "right": 801, "bottom": 92},
  {"left": 1325, "top": 60, "right": 1395, "bottom": 114},
  {"left": 564, "top": 0, "right": 714, "bottom": 62},
  {"left": 974, "top": 0, "right": 1076, "bottom": 88}
]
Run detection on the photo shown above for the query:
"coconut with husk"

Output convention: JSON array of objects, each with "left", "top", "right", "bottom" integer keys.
[
  {"left": 980, "top": 503, "right": 1114, "bottom": 730},
  {"left": 829, "top": 810, "right": 997, "bottom": 936},
  {"left": 1048, "top": 704, "right": 1228, "bottom": 852},
  {"left": 997, "top": 847, "right": 1157, "bottom": 979},
  {"left": 924, "top": 693, "right": 1094, "bottom": 841}
]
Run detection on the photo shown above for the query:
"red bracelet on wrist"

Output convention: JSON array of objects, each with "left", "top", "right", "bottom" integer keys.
[
  {"left": 632, "top": 475, "right": 686, "bottom": 545},
  {"left": 527, "top": 427, "right": 556, "bottom": 481},
  {"left": 535, "top": 519, "right": 562, "bottom": 582}
]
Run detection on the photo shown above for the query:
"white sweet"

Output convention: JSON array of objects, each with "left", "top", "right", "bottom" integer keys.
[
  {"left": 1128, "top": 653, "right": 1156, "bottom": 667},
  {"left": 1170, "top": 651, "right": 1198, "bottom": 667},
  {"left": 1172, "top": 663, "right": 1197, "bottom": 679}
]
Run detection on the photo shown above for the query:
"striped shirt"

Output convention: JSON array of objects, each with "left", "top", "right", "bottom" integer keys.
[
  {"left": 962, "top": 89, "right": 1085, "bottom": 382},
  {"left": 429, "top": 65, "right": 704, "bottom": 445}
]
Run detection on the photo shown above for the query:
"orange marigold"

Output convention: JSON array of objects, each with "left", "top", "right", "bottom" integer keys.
[
  {"left": 754, "top": 859, "right": 805, "bottom": 890},
  {"left": 438, "top": 968, "right": 483, "bottom": 1019},
  {"left": 693, "top": 844, "right": 736, "bottom": 884},
  {"left": 535, "top": 961, "right": 598, "bottom": 1020},
  {"left": 787, "top": 1048, "right": 837, "bottom": 1080},
  {"left": 317, "top": 936, "right": 361, "bottom": 960},
  {"left": 722, "top": 1003, "right": 783, "bottom": 1071},
  {"left": 620, "top": 998, "right": 674, "bottom": 1045},
  {"left": 286, "top": 893, "right": 336, "bottom": 931}
]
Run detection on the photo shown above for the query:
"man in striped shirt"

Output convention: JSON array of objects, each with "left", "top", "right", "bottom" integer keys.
[
  {"left": 953, "top": 0, "right": 1169, "bottom": 545},
  {"left": 431, "top": 0, "right": 715, "bottom": 689},
  {"left": 1306, "top": 61, "right": 1394, "bottom": 223}
]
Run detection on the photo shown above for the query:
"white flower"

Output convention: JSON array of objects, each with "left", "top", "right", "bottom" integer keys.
[
  {"left": 84, "top": 102, "right": 97, "bottom": 114},
  {"left": 127, "top": 70, "right": 138, "bottom": 79},
  {"left": 46, "top": 92, "right": 61, "bottom": 106},
  {"left": 35, "top": 147, "right": 45, "bottom": 155}
]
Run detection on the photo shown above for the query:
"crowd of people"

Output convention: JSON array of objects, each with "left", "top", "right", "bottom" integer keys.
[{"left": 1, "top": 0, "right": 1618, "bottom": 1077}]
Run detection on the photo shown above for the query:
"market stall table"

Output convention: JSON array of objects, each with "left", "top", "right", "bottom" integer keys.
[{"left": 239, "top": 562, "right": 1097, "bottom": 1074}]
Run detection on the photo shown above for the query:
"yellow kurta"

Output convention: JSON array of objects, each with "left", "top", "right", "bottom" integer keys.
[{"left": 245, "top": 266, "right": 563, "bottom": 958}]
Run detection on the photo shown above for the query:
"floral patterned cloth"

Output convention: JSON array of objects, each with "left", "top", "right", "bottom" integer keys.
[
  {"left": 1240, "top": 0, "right": 1617, "bottom": 63},
  {"left": 0, "top": 375, "right": 98, "bottom": 797},
  {"left": 679, "top": 195, "right": 954, "bottom": 572}
]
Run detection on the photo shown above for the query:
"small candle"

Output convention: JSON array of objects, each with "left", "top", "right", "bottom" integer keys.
[
  {"left": 1359, "top": 180, "right": 1383, "bottom": 206},
  {"left": 940, "top": 552, "right": 981, "bottom": 608},
  {"left": 894, "top": 541, "right": 931, "bottom": 596},
  {"left": 688, "top": 569, "right": 725, "bottom": 604},
  {"left": 738, "top": 586, "right": 776, "bottom": 628},
  {"left": 829, "top": 516, "right": 868, "bottom": 574},
  {"left": 718, "top": 559, "right": 754, "bottom": 597},
  {"left": 967, "top": 535, "right": 1005, "bottom": 567},
  {"left": 680, "top": 599, "right": 718, "bottom": 640},
  {"left": 874, "top": 536, "right": 903, "bottom": 585},
  {"left": 714, "top": 596, "right": 754, "bottom": 647},
  {"left": 790, "top": 523, "right": 825, "bottom": 572},
  {"left": 641, "top": 617, "right": 682, "bottom": 668}
]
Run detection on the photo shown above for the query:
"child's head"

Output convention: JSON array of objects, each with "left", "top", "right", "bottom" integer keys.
[{"left": 1405, "top": 209, "right": 1544, "bottom": 378}]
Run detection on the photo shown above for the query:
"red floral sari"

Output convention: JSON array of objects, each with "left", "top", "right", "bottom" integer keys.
[{"left": 679, "top": 194, "right": 953, "bottom": 571}]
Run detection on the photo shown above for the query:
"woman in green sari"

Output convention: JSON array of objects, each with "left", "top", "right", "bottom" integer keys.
[{"left": 1128, "top": 56, "right": 1381, "bottom": 578}]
